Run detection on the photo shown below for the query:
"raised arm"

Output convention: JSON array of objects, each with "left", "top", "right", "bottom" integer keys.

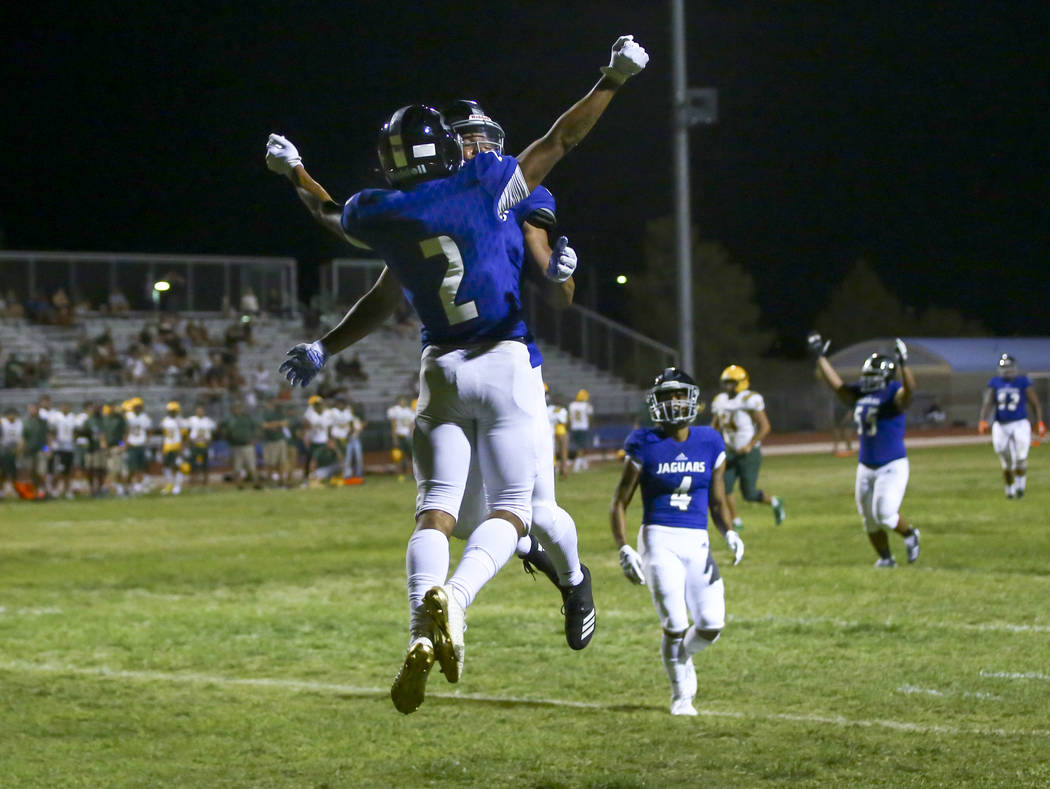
[
  {"left": 265, "top": 134, "right": 353, "bottom": 243},
  {"left": 809, "top": 332, "right": 858, "bottom": 407},
  {"left": 523, "top": 224, "right": 575, "bottom": 309},
  {"left": 893, "top": 338, "right": 915, "bottom": 410},
  {"left": 517, "top": 35, "right": 649, "bottom": 191}
]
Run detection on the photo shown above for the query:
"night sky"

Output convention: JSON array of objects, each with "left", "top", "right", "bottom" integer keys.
[{"left": 6, "top": 1, "right": 1049, "bottom": 345}]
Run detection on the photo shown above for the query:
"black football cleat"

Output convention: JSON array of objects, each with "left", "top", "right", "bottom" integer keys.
[
  {"left": 521, "top": 539, "right": 561, "bottom": 588},
  {"left": 560, "top": 564, "right": 596, "bottom": 650}
]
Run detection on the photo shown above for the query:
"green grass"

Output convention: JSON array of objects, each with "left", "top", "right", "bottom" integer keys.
[{"left": 2, "top": 444, "right": 1049, "bottom": 787}]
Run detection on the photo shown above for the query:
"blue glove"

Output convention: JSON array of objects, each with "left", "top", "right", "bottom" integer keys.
[{"left": 279, "top": 341, "right": 328, "bottom": 387}]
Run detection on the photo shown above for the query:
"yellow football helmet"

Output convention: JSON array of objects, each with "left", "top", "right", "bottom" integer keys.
[
  {"left": 391, "top": 447, "right": 403, "bottom": 463},
  {"left": 720, "top": 365, "right": 750, "bottom": 393},
  {"left": 166, "top": 401, "right": 180, "bottom": 412},
  {"left": 575, "top": 389, "right": 589, "bottom": 402},
  {"left": 308, "top": 394, "right": 323, "bottom": 405}
]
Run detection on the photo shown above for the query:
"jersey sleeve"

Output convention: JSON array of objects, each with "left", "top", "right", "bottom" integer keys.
[
  {"left": 519, "top": 186, "right": 557, "bottom": 229},
  {"left": 339, "top": 192, "right": 378, "bottom": 250},
  {"left": 746, "top": 392, "right": 766, "bottom": 411},
  {"left": 472, "top": 152, "right": 529, "bottom": 218},
  {"left": 623, "top": 429, "right": 645, "bottom": 468}
]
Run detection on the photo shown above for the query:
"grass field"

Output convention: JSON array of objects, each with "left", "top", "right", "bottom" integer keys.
[{"left": 2, "top": 443, "right": 1049, "bottom": 788}]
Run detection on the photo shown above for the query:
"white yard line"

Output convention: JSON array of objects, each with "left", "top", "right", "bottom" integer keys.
[
  {"left": 725, "top": 613, "right": 1050, "bottom": 634},
  {"left": 896, "top": 684, "right": 1000, "bottom": 700},
  {"left": 3, "top": 660, "right": 1047, "bottom": 739},
  {"left": 979, "top": 670, "right": 1050, "bottom": 681}
]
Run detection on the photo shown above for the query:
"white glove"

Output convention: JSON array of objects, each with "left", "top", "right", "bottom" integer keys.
[
  {"left": 807, "top": 331, "right": 830, "bottom": 358},
  {"left": 546, "top": 236, "right": 578, "bottom": 283},
  {"left": 724, "top": 530, "right": 745, "bottom": 566},
  {"left": 278, "top": 340, "right": 328, "bottom": 387},
  {"left": 600, "top": 35, "right": 649, "bottom": 84},
  {"left": 265, "top": 133, "right": 302, "bottom": 175},
  {"left": 894, "top": 337, "right": 908, "bottom": 366},
  {"left": 619, "top": 544, "right": 646, "bottom": 585}
]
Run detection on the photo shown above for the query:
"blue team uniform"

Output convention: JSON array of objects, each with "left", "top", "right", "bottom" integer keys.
[
  {"left": 341, "top": 151, "right": 529, "bottom": 348},
  {"left": 987, "top": 375, "right": 1031, "bottom": 423},
  {"left": 509, "top": 186, "right": 557, "bottom": 368},
  {"left": 624, "top": 426, "right": 727, "bottom": 530},
  {"left": 847, "top": 381, "right": 907, "bottom": 468}
]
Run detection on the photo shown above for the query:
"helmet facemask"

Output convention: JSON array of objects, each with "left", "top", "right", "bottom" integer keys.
[
  {"left": 998, "top": 354, "right": 1018, "bottom": 380},
  {"left": 647, "top": 381, "right": 701, "bottom": 426},
  {"left": 859, "top": 354, "right": 895, "bottom": 393}
]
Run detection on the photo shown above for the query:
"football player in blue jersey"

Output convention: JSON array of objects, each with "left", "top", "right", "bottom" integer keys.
[
  {"left": 978, "top": 353, "right": 1045, "bottom": 499},
  {"left": 610, "top": 368, "right": 743, "bottom": 716},
  {"left": 809, "top": 333, "right": 921, "bottom": 567},
  {"left": 265, "top": 34, "right": 649, "bottom": 714},
  {"left": 441, "top": 97, "right": 593, "bottom": 646}
]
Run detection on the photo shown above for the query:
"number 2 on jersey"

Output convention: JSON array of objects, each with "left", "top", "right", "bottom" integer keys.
[
  {"left": 670, "top": 475, "right": 692, "bottom": 511},
  {"left": 419, "top": 236, "right": 479, "bottom": 325}
]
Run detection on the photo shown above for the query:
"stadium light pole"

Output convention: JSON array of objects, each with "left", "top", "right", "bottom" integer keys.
[{"left": 671, "top": 0, "right": 717, "bottom": 376}]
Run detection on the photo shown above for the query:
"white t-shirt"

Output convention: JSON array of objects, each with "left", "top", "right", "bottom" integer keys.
[
  {"left": 1, "top": 417, "right": 23, "bottom": 448},
  {"left": 568, "top": 401, "right": 593, "bottom": 431},
  {"left": 126, "top": 412, "right": 152, "bottom": 447},
  {"left": 387, "top": 404, "right": 414, "bottom": 438},
  {"left": 711, "top": 389, "right": 766, "bottom": 452},
  {"left": 303, "top": 407, "right": 331, "bottom": 445},
  {"left": 186, "top": 415, "right": 216, "bottom": 444}
]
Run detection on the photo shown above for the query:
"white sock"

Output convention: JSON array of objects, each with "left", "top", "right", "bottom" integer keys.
[
  {"left": 682, "top": 625, "right": 720, "bottom": 658},
  {"left": 515, "top": 535, "right": 533, "bottom": 557},
  {"left": 1016, "top": 475, "right": 1027, "bottom": 492},
  {"left": 661, "top": 633, "right": 692, "bottom": 697},
  {"left": 1006, "top": 483, "right": 1015, "bottom": 496},
  {"left": 531, "top": 504, "right": 583, "bottom": 586},
  {"left": 732, "top": 517, "right": 743, "bottom": 529},
  {"left": 406, "top": 529, "right": 450, "bottom": 638},
  {"left": 447, "top": 518, "right": 517, "bottom": 610}
]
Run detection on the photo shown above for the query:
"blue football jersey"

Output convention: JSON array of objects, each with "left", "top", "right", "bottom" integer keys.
[
  {"left": 987, "top": 375, "right": 1031, "bottom": 423},
  {"left": 510, "top": 186, "right": 557, "bottom": 369},
  {"left": 624, "top": 426, "right": 727, "bottom": 530},
  {"left": 846, "top": 381, "right": 907, "bottom": 468},
  {"left": 341, "top": 151, "right": 530, "bottom": 347}
]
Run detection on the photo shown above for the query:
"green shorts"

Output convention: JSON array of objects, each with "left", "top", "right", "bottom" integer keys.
[
  {"left": 0, "top": 448, "right": 16, "bottom": 479},
  {"left": 190, "top": 445, "right": 209, "bottom": 470},
  {"left": 126, "top": 446, "right": 148, "bottom": 473},
  {"left": 723, "top": 447, "right": 764, "bottom": 501}
]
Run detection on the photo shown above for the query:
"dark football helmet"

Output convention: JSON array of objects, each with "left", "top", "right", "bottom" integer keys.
[
  {"left": 440, "top": 99, "right": 505, "bottom": 156},
  {"left": 376, "top": 105, "right": 462, "bottom": 189},
  {"left": 859, "top": 353, "right": 897, "bottom": 393},
  {"left": 647, "top": 367, "right": 702, "bottom": 426},
  {"left": 998, "top": 353, "right": 1018, "bottom": 380}
]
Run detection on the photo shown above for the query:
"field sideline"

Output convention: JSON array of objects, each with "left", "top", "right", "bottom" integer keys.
[{"left": 2, "top": 443, "right": 1048, "bottom": 787}]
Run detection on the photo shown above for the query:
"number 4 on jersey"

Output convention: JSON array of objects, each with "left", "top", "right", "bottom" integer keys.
[
  {"left": 670, "top": 475, "right": 692, "bottom": 511},
  {"left": 419, "top": 235, "right": 479, "bottom": 325}
]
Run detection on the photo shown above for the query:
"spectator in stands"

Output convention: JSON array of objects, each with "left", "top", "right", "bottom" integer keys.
[
  {"left": 249, "top": 362, "right": 272, "bottom": 408},
  {"left": 107, "top": 288, "right": 130, "bottom": 316},
  {"left": 185, "top": 319, "right": 210, "bottom": 346},
  {"left": 240, "top": 287, "right": 260, "bottom": 316},
  {"left": 3, "top": 289, "right": 26, "bottom": 319},
  {"left": 265, "top": 288, "right": 283, "bottom": 316},
  {"left": 335, "top": 352, "right": 369, "bottom": 382},
  {"left": 223, "top": 400, "right": 260, "bottom": 489},
  {"left": 3, "top": 354, "right": 26, "bottom": 388},
  {"left": 24, "top": 291, "right": 53, "bottom": 324},
  {"left": 51, "top": 289, "right": 74, "bottom": 326}
]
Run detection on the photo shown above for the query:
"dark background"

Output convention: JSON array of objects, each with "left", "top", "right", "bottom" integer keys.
[{"left": 5, "top": 1, "right": 1049, "bottom": 345}]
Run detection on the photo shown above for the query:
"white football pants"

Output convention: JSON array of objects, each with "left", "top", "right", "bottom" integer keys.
[
  {"left": 855, "top": 457, "right": 909, "bottom": 532},
  {"left": 992, "top": 419, "right": 1031, "bottom": 470},
  {"left": 638, "top": 524, "right": 726, "bottom": 635}
]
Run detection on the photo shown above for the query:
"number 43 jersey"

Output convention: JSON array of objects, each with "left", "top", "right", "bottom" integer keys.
[
  {"left": 341, "top": 151, "right": 530, "bottom": 348},
  {"left": 988, "top": 375, "right": 1031, "bottom": 424},
  {"left": 624, "top": 426, "right": 727, "bottom": 530}
]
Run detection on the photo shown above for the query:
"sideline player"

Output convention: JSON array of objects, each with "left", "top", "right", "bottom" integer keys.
[
  {"left": 978, "top": 354, "right": 1045, "bottom": 499},
  {"left": 610, "top": 368, "right": 744, "bottom": 716},
  {"left": 186, "top": 404, "right": 217, "bottom": 488},
  {"left": 268, "top": 34, "right": 648, "bottom": 714},
  {"left": 809, "top": 333, "right": 921, "bottom": 567},
  {"left": 160, "top": 401, "right": 186, "bottom": 495},
  {"left": 568, "top": 389, "right": 594, "bottom": 472},
  {"left": 710, "top": 365, "right": 785, "bottom": 528},
  {"left": 124, "top": 398, "right": 152, "bottom": 494}
]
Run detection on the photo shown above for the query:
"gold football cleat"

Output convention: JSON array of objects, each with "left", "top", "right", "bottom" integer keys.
[
  {"left": 390, "top": 637, "right": 435, "bottom": 714},
  {"left": 423, "top": 586, "right": 465, "bottom": 683}
]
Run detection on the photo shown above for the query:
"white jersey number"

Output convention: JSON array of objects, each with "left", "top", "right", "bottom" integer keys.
[
  {"left": 996, "top": 389, "right": 1021, "bottom": 412},
  {"left": 670, "top": 475, "right": 693, "bottom": 511},
  {"left": 419, "top": 236, "right": 479, "bottom": 326},
  {"left": 854, "top": 405, "right": 878, "bottom": 437}
]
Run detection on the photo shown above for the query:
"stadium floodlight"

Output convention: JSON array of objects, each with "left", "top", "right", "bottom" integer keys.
[
  {"left": 153, "top": 280, "right": 171, "bottom": 292},
  {"left": 616, "top": 275, "right": 628, "bottom": 285}
]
